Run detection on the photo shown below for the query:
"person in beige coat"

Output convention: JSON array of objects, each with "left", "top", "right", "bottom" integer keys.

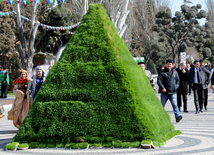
[{"left": 8, "top": 70, "right": 32, "bottom": 128}]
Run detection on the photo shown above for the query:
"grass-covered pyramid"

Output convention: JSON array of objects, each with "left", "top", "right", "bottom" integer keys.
[{"left": 13, "top": 4, "right": 178, "bottom": 143}]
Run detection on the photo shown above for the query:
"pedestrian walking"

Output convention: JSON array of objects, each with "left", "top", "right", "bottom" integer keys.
[
  {"left": 8, "top": 69, "right": 32, "bottom": 128},
  {"left": 138, "top": 62, "right": 155, "bottom": 90},
  {"left": 157, "top": 59, "right": 182, "bottom": 123},
  {"left": 0, "top": 66, "right": 9, "bottom": 98},
  {"left": 211, "top": 70, "right": 214, "bottom": 91},
  {"left": 176, "top": 62, "right": 190, "bottom": 112},
  {"left": 199, "top": 60, "right": 210, "bottom": 111},
  {"left": 186, "top": 62, "right": 191, "bottom": 71},
  {"left": 189, "top": 60, "right": 210, "bottom": 113},
  {"left": 29, "top": 66, "right": 46, "bottom": 100}
]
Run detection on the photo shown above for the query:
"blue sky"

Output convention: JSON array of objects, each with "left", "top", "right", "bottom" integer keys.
[{"left": 172, "top": 0, "right": 207, "bottom": 25}]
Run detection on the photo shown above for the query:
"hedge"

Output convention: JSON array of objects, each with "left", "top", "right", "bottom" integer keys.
[{"left": 13, "top": 3, "right": 176, "bottom": 144}]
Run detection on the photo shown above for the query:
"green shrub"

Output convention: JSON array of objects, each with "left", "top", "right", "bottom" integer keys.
[
  {"left": 18, "top": 143, "right": 29, "bottom": 149},
  {"left": 79, "top": 142, "right": 88, "bottom": 149},
  {"left": 141, "top": 140, "right": 152, "bottom": 145},
  {"left": 152, "top": 141, "right": 159, "bottom": 147},
  {"left": 102, "top": 142, "right": 112, "bottom": 148},
  {"left": 93, "top": 143, "right": 102, "bottom": 147},
  {"left": 65, "top": 143, "right": 71, "bottom": 148},
  {"left": 88, "top": 137, "right": 104, "bottom": 143},
  {"left": 130, "top": 141, "right": 141, "bottom": 148},
  {"left": 47, "top": 143, "right": 56, "bottom": 148},
  {"left": 70, "top": 143, "right": 79, "bottom": 149},
  {"left": 89, "top": 144, "right": 94, "bottom": 148},
  {"left": 10, "top": 142, "right": 19, "bottom": 145},
  {"left": 122, "top": 142, "right": 131, "bottom": 148},
  {"left": 157, "top": 139, "right": 166, "bottom": 146},
  {"left": 105, "top": 137, "right": 114, "bottom": 142},
  {"left": 113, "top": 140, "right": 122, "bottom": 148},
  {"left": 30, "top": 142, "right": 39, "bottom": 149},
  {"left": 4, "top": 143, "right": 17, "bottom": 150},
  {"left": 13, "top": 3, "right": 177, "bottom": 144},
  {"left": 56, "top": 142, "right": 65, "bottom": 148},
  {"left": 39, "top": 143, "right": 47, "bottom": 148}
]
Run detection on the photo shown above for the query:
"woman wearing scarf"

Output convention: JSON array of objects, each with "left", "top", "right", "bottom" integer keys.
[
  {"left": 30, "top": 66, "right": 46, "bottom": 100},
  {"left": 8, "top": 69, "right": 32, "bottom": 128}
]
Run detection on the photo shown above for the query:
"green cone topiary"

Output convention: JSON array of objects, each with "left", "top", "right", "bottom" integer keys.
[{"left": 13, "top": 3, "right": 176, "bottom": 144}]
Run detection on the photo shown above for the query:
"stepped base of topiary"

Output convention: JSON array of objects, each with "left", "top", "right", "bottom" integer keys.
[{"left": 5, "top": 129, "right": 181, "bottom": 151}]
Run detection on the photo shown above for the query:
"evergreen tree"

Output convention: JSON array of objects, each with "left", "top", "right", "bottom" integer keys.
[
  {"left": 152, "top": 3, "right": 213, "bottom": 63},
  {"left": 0, "top": 4, "right": 16, "bottom": 64}
]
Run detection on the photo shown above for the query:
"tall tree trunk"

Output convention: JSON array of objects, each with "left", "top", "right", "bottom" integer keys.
[
  {"left": 16, "top": 3, "right": 26, "bottom": 69},
  {"left": 16, "top": 3, "right": 39, "bottom": 77},
  {"left": 172, "top": 48, "right": 176, "bottom": 65}
]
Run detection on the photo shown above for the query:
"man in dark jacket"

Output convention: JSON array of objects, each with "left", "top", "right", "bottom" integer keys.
[
  {"left": 176, "top": 62, "right": 190, "bottom": 112},
  {"left": 189, "top": 60, "right": 210, "bottom": 113},
  {"left": 199, "top": 60, "right": 210, "bottom": 111},
  {"left": 157, "top": 59, "right": 182, "bottom": 123}
]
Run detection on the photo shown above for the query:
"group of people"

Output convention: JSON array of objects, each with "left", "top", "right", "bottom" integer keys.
[
  {"left": 139, "top": 59, "right": 214, "bottom": 123},
  {"left": 0, "top": 66, "right": 46, "bottom": 128}
]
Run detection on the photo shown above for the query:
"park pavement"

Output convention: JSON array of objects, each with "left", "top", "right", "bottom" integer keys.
[{"left": 0, "top": 89, "right": 214, "bottom": 155}]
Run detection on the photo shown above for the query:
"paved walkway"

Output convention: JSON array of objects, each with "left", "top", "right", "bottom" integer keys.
[{"left": 0, "top": 89, "right": 214, "bottom": 155}]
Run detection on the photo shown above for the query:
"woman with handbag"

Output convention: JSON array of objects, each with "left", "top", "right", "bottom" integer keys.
[{"left": 8, "top": 69, "right": 32, "bottom": 128}]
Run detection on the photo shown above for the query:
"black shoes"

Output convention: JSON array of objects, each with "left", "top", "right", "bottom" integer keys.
[
  {"left": 195, "top": 111, "right": 200, "bottom": 114},
  {"left": 184, "top": 110, "right": 188, "bottom": 112},
  {"left": 176, "top": 115, "right": 182, "bottom": 123},
  {"left": 204, "top": 106, "right": 207, "bottom": 111}
]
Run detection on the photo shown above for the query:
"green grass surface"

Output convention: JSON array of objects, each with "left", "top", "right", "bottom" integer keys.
[
  {"left": 7, "top": 91, "right": 14, "bottom": 96},
  {"left": 13, "top": 3, "right": 176, "bottom": 144}
]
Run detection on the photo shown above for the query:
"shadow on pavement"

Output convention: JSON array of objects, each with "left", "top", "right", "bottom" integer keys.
[
  {"left": 0, "top": 138, "right": 13, "bottom": 150},
  {"left": 0, "top": 130, "right": 17, "bottom": 134}
]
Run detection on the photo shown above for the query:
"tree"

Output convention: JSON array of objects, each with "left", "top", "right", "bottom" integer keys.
[
  {"left": 14, "top": 3, "right": 49, "bottom": 76},
  {"left": 36, "top": 0, "right": 133, "bottom": 54},
  {"left": 35, "top": 3, "right": 80, "bottom": 54},
  {"left": 0, "top": 4, "right": 16, "bottom": 65},
  {"left": 70, "top": 0, "right": 131, "bottom": 38},
  {"left": 152, "top": 3, "right": 212, "bottom": 63},
  {"left": 129, "top": 0, "right": 170, "bottom": 66}
]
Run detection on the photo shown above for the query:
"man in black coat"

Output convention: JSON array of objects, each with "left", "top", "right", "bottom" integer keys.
[
  {"left": 199, "top": 60, "right": 210, "bottom": 111},
  {"left": 176, "top": 62, "right": 190, "bottom": 112},
  {"left": 189, "top": 60, "right": 210, "bottom": 114},
  {"left": 157, "top": 59, "right": 182, "bottom": 123}
]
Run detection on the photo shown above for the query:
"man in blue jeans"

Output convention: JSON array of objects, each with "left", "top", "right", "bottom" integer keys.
[{"left": 157, "top": 59, "right": 182, "bottom": 123}]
